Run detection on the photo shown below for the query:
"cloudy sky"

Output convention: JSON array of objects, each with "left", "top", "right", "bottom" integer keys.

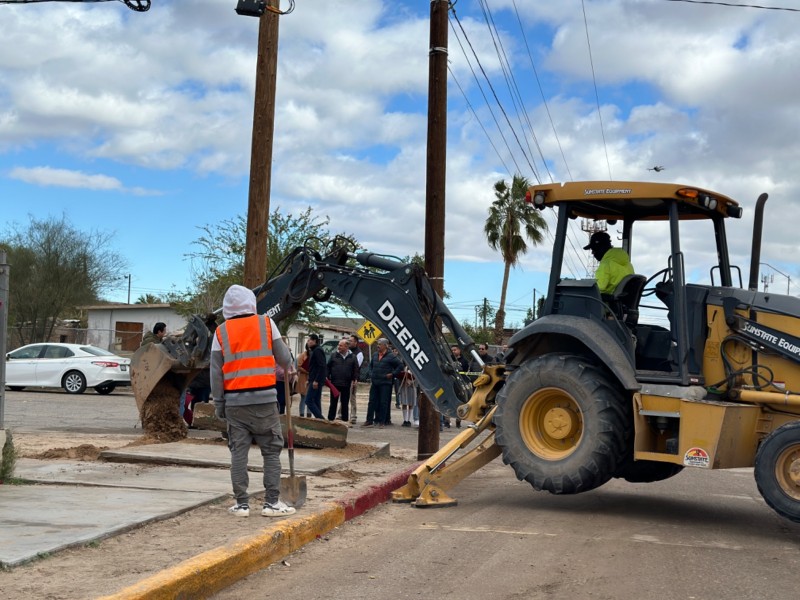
[{"left": 2, "top": 0, "right": 799, "bottom": 327}]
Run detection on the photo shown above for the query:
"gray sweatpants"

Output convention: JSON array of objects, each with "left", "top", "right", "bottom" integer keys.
[{"left": 225, "top": 403, "right": 284, "bottom": 505}]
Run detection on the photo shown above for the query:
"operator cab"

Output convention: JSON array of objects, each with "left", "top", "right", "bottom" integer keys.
[{"left": 524, "top": 181, "right": 743, "bottom": 387}]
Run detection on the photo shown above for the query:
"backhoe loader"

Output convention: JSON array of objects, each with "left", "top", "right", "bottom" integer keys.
[{"left": 133, "top": 181, "right": 800, "bottom": 523}]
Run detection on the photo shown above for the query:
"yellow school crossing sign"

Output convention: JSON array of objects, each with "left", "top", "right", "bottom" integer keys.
[{"left": 357, "top": 320, "right": 382, "bottom": 342}]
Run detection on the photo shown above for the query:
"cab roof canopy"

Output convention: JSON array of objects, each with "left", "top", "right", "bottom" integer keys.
[{"left": 526, "top": 181, "right": 742, "bottom": 222}]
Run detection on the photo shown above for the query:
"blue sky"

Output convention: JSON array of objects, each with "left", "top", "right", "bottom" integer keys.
[{"left": 3, "top": 0, "right": 800, "bottom": 327}]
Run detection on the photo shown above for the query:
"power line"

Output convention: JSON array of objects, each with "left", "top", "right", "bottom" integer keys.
[
  {"left": 450, "top": 19, "right": 524, "bottom": 175},
  {"left": 510, "top": 0, "right": 573, "bottom": 182},
  {"left": 0, "top": 0, "right": 150, "bottom": 10},
  {"left": 581, "top": 0, "right": 613, "bottom": 180},
  {"left": 450, "top": 8, "right": 539, "bottom": 180},
  {"left": 659, "top": 0, "right": 800, "bottom": 12},
  {"left": 448, "top": 65, "right": 513, "bottom": 176},
  {"left": 476, "top": 0, "right": 548, "bottom": 183}
]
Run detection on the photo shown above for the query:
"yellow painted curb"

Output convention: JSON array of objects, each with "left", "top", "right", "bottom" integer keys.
[{"left": 99, "top": 502, "right": 345, "bottom": 600}]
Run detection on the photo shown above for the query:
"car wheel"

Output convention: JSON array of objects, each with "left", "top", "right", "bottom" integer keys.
[
  {"left": 62, "top": 370, "right": 87, "bottom": 394},
  {"left": 95, "top": 384, "right": 116, "bottom": 395}
]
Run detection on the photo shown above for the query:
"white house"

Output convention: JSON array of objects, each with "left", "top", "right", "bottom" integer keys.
[{"left": 84, "top": 304, "right": 185, "bottom": 352}]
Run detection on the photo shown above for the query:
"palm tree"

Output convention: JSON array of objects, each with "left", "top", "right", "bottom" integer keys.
[{"left": 484, "top": 174, "right": 548, "bottom": 343}]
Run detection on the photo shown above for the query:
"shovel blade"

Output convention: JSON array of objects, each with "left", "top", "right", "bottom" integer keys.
[{"left": 280, "top": 475, "right": 307, "bottom": 509}]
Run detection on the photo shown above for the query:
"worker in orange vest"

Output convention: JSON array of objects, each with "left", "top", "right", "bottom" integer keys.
[{"left": 211, "top": 284, "right": 295, "bottom": 518}]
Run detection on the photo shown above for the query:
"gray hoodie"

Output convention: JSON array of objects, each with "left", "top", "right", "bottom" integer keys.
[{"left": 210, "top": 284, "right": 291, "bottom": 409}]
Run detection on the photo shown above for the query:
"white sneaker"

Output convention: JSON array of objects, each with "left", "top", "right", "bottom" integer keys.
[
  {"left": 228, "top": 503, "right": 250, "bottom": 517},
  {"left": 413, "top": 420, "right": 419, "bottom": 427},
  {"left": 262, "top": 499, "right": 297, "bottom": 517}
]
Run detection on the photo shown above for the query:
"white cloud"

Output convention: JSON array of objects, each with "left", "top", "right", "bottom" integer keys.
[{"left": 7, "top": 166, "right": 159, "bottom": 195}]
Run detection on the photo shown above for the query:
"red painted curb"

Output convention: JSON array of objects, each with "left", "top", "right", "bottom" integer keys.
[{"left": 335, "top": 463, "right": 420, "bottom": 521}]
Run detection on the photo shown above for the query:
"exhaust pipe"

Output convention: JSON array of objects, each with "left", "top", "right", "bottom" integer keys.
[{"left": 748, "top": 193, "right": 768, "bottom": 291}]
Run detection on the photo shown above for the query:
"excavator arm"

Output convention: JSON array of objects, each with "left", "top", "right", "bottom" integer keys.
[
  {"left": 252, "top": 239, "right": 475, "bottom": 417},
  {"left": 131, "top": 238, "right": 478, "bottom": 437}
]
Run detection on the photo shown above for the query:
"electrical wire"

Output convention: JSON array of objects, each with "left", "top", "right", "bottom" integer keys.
[
  {"left": 510, "top": 0, "right": 573, "bottom": 182},
  {"left": 581, "top": 0, "right": 613, "bottom": 180},
  {"left": 0, "top": 0, "right": 150, "bottom": 7},
  {"left": 448, "top": 66, "right": 513, "bottom": 176},
  {"left": 0, "top": 0, "right": 150, "bottom": 10},
  {"left": 266, "top": 0, "right": 294, "bottom": 16},
  {"left": 449, "top": 19, "right": 524, "bottom": 175},
  {"left": 450, "top": 8, "right": 539, "bottom": 179},
  {"left": 476, "top": 0, "right": 545, "bottom": 183},
  {"left": 659, "top": 0, "right": 800, "bottom": 12}
]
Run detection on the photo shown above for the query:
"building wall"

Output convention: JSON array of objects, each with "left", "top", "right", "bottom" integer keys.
[{"left": 86, "top": 305, "right": 185, "bottom": 351}]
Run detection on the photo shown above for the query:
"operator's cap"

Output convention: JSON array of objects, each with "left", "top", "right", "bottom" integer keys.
[{"left": 583, "top": 230, "right": 611, "bottom": 251}]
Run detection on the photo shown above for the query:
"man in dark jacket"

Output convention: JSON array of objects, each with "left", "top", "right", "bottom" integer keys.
[
  {"left": 326, "top": 339, "right": 358, "bottom": 421},
  {"left": 364, "top": 338, "right": 403, "bottom": 427},
  {"left": 304, "top": 333, "right": 327, "bottom": 419}
]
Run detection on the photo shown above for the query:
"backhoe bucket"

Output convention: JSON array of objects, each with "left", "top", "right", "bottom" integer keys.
[{"left": 130, "top": 316, "right": 212, "bottom": 441}]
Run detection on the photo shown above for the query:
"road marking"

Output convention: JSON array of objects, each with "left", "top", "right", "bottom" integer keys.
[
  {"left": 418, "top": 524, "right": 556, "bottom": 537},
  {"left": 631, "top": 534, "right": 742, "bottom": 550}
]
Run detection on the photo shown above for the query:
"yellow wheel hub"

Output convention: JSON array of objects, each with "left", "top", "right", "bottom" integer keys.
[
  {"left": 519, "top": 387, "right": 583, "bottom": 460},
  {"left": 775, "top": 445, "right": 800, "bottom": 500}
]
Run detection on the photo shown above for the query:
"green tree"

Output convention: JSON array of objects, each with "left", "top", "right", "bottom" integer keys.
[
  {"left": 136, "top": 293, "right": 163, "bottom": 304},
  {"left": 181, "top": 207, "right": 358, "bottom": 330},
  {"left": 2, "top": 215, "right": 126, "bottom": 346},
  {"left": 484, "top": 175, "right": 548, "bottom": 343}
]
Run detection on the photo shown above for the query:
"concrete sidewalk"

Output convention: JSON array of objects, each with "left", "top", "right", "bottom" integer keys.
[{"left": 0, "top": 440, "right": 391, "bottom": 569}]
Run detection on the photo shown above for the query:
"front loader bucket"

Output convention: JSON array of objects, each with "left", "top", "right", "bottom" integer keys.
[{"left": 131, "top": 316, "right": 211, "bottom": 441}]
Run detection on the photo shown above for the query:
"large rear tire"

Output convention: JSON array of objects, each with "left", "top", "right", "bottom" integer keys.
[
  {"left": 494, "top": 354, "right": 630, "bottom": 495},
  {"left": 754, "top": 421, "right": 800, "bottom": 523},
  {"left": 95, "top": 384, "right": 116, "bottom": 395}
]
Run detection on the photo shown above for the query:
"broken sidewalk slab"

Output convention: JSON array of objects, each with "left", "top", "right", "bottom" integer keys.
[
  {"left": 13, "top": 458, "right": 235, "bottom": 494},
  {"left": 99, "top": 441, "right": 390, "bottom": 475},
  {"left": 0, "top": 485, "right": 223, "bottom": 568},
  {"left": 192, "top": 403, "right": 349, "bottom": 449}
]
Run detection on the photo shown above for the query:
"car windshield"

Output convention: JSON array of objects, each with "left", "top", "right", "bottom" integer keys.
[{"left": 80, "top": 346, "right": 115, "bottom": 356}]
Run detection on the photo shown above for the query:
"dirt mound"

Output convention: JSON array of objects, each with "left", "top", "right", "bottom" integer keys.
[
  {"left": 33, "top": 444, "right": 106, "bottom": 461},
  {"left": 139, "top": 379, "right": 187, "bottom": 442}
]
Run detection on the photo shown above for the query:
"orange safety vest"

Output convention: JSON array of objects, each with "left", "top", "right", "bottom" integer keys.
[{"left": 215, "top": 314, "right": 277, "bottom": 393}]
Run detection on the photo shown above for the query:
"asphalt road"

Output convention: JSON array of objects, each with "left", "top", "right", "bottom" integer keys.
[
  {"left": 5, "top": 387, "right": 800, "bottom": 599},
  {"left": 215, "top": 461, "right": 800, "bottom": 600},
  {"left": 1, "top": 387, "right": 140, "bottom": 433}
]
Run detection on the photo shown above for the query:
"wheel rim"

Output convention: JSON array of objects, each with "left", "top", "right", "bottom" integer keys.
[
  {"left": 774, "top": 444, "right": 800, "bottom": 500},
  {"left": 519, "top": 386, "right": 583, "bottom": 460},
  {"left": 65, "top": 374, "right": 82, "bottom": 392}
]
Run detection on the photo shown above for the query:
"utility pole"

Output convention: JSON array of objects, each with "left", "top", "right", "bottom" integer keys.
[
  {"left": 126, "top": 274, "right": 131, "bottom": 305},
  {"left": 0, "top": 251, "right": 9, "bottom": 429},
  {"left": 243, "top": 0, "right": 281, "bottom": 290},
  {"left": 483, "top": 298, "right": 489, "bottom": 329},
  {"left": 419, "top": 0, "right": 449, "bottom": 460}
]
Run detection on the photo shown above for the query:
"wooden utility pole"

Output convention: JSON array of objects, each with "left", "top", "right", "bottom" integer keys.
[
  {"left": 419, "top": 0, "right": 449, "bottom": 460},
  {"left": 243, "top": 0, "right": 281, "bottom": 290},
  {"left": 0, "top": 251, "right": 8, "bottom": 429}
]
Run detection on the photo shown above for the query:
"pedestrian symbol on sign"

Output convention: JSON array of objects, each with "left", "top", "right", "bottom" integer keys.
[{"left": 357, "top": 320, "right": 382, "bottom": 342}]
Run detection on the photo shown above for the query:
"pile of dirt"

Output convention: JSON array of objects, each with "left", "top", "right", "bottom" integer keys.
[
  {"left": 32, "top": 444, "right": 106, "bottom": 461},
  {"left": 139, "top": 380, "right": 187, "bottom": 442}
]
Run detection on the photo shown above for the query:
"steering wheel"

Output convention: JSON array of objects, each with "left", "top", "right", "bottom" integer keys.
[{"left": 641, "top": 267, "right": 672, "bottom": 297}]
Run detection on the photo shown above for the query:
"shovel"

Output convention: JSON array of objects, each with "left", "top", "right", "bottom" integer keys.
[{"left": 279, "top": 377, "right": 307, "bottom": 508}]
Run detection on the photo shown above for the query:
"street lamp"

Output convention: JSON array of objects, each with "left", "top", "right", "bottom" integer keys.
[
  {"left": 760, "top": 263, "right": 791, "bottom": 295},
  {"left": 125, "top": 274, "right": 131, "bottom": 304}
]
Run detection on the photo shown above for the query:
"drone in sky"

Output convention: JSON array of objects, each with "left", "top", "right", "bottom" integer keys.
[{"left": 648, "top": 166, "right": 665, "bottom": 172}]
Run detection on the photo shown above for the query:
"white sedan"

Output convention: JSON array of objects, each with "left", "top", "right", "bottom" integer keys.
[{"left": 4, "top": 343, "right": 131, "bottom": 394}]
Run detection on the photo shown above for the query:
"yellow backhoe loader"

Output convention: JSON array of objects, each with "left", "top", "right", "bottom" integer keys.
[{"left": 133, "top": 182, "right": 800, "bottom": 523}]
